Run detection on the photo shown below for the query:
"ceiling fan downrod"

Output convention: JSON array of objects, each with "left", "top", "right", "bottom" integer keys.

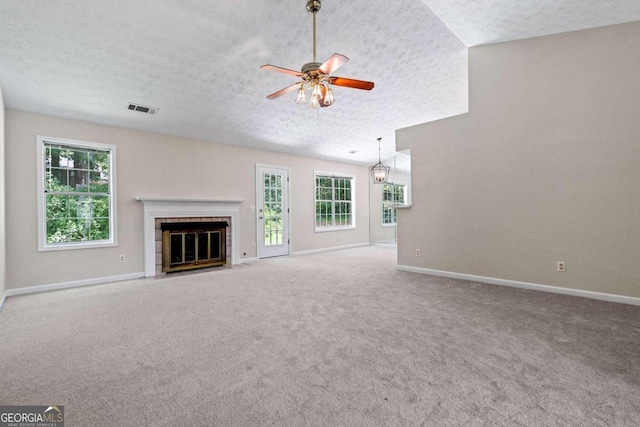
[{"left": 307, "top": 0, "right": 321, "bottom": 63}]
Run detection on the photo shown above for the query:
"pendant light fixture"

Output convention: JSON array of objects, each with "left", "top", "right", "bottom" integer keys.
[{"left": 369, "top": 137, "right": 390, "bottom": 184}]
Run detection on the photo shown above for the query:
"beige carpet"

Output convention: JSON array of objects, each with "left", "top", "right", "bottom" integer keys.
[{"left": 1, "top": 246, "right": 639, "bottom": 426}]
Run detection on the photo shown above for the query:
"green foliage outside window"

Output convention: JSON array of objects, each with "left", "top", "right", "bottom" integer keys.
[{"left": 44, "top": 143, "right": 112, "bottom": 244}]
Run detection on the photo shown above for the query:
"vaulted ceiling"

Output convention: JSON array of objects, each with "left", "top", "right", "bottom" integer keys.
[{"left": 1, "top": 0, "right": 639, "bottom": 168}]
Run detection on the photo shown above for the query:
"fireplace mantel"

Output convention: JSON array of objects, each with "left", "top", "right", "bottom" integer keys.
[{"left": 136, "top": 198, "right": 243, "bottom": 277}]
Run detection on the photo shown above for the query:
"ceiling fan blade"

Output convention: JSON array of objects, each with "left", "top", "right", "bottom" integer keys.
[
  {"left": 266, "top": 82, "right": 303, "bottom": 99},
  {"left": 319, "top": 53, "right": 349, "bottom": 74},
  {"left": 261, "top": 64, "right": 302, "bottom": 77},
  {"left": 329, "top": 76, "right": 375, "bottom": 91}
]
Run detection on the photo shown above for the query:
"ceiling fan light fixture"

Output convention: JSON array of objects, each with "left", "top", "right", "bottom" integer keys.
[
  {"left": 295, "top": 85, "right": 307, "bottom": 104},
  {"left": 323, "top": 85, "right": 335, "bottom": 106},
  {"left": 309, "top": 95, "right": 320, "bottom": 109},
  {"left": 311, "top": 83, "right": 322, "bottom": 99}
]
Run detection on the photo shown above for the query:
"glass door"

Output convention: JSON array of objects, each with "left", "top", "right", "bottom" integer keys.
[{"left": 257, "top": 165, "right": 290, "bottom": 258}]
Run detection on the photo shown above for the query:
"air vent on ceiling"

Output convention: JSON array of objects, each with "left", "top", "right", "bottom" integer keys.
[{"left": 127, "top": 103, "right": 159, "bottom": 115}]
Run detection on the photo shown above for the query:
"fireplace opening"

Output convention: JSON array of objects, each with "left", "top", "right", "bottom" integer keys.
[{"left": 161, "top": 221, "right": 227, "bottom": 273}]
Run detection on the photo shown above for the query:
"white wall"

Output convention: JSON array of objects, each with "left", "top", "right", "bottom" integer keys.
[
  {"left": 0, "top": 85, "right": 6, "bottom": 300},
  {"left": 396, "top": 21, "right": 640, "bottom": 298},
  {"left": 5, "top": 110, "right": 370, "bottom": 290}
]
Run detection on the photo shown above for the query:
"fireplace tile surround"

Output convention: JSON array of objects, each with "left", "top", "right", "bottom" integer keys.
[{"left": 137, "top": 198, "right": 243, "bottom": 277}]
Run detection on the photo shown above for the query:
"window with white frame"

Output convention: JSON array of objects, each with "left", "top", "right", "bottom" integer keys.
[
  {"left": 382, "top": 183, "right": 405, "bottom": 225},
  {"left": 315, "top": 172, "right": 355, "bottom": 231},
  {"left": 37, "top": 136, "right": 117, "bottom": 251}
]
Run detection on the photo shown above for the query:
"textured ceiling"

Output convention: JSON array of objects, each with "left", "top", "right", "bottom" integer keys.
[
  {"left": 1, "top": 1, "right": 639, "bottom": 169},
  {"left": 423, "top": 0, "right": 640, "bottom": 47}
]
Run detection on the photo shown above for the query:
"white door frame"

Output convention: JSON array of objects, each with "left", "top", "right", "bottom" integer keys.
[{"left": 256, "top": 164, "right": 291, "bottom": 259}]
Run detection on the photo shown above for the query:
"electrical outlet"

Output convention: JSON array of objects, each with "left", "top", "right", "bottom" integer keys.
[
  {"left": 557, "top": 261, "right": 565, "bottom": 272},
  {"left": 415, "top": 249, "right": 421, "bottom": 257},
  {"left": 119, "top": 255, "right": 126, "bottom": 263}
]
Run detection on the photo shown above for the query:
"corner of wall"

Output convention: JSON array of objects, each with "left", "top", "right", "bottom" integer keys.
[{"left": 0, "top": 83, "right": 6, "bottom": 303}]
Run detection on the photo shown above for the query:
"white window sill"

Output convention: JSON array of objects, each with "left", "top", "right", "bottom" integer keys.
[
  {"left": 314, "top": 226, "right": 356, "bottom": 233},
  {"left": 39, "top": 240, "right": 117, "bottom": 252}
]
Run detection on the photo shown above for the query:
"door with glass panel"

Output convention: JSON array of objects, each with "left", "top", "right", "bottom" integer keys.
[{"left": 257, "top": 166, "right": 290, "bottom": 259}]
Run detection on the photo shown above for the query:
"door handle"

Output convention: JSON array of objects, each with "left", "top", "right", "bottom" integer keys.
[{"left": 259, "top": 216, "right": 264, "bottom": 219}]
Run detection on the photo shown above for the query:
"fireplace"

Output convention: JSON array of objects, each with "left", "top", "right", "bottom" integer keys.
[
  {"left": 137, "top": 198, "right": 243, "bottom": 277},
  {"left": 161, "top": 221, "right": 227, "bottom": 273}
]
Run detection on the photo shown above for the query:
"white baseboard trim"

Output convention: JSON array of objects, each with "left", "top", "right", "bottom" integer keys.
[
  {"left": 291, "top": 242, "right": 371, "bottom": 257},
  {"left": 4, "top": 272, "right": 145, "bottom": 298},
  {"left": 371, "top": 240, "right": 397, "bottom": 246},
  {"left": 0, "top": 292, "right": 6, "bottom": 314},
  {"left": 238, "top": 257, "right": 258, "bottom": 264},
  {"left": 397, "top": 265, "right": 640, "bottom": 307}
]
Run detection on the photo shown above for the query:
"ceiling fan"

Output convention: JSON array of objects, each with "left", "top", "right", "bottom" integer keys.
[{"left": 261, "top": 0, "right": 375, "bottom": 108}]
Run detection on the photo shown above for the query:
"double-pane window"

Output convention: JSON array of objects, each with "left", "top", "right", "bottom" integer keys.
[
  {"left": 37, "top": 136, "right": 117, "bottom": 250},
  {"left": 315, "top": 173, "right": 355, "bottom": 231}
]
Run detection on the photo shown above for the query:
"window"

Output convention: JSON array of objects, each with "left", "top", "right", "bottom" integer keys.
[
  {"left": 382, "top": 183, "right": 406, "bottom": 225},
  {"left": 37, "top": 136, "right": 117, "bottom": 251},
  {"left": 315, "top": 172, "right": 355, "bottom": 231}
]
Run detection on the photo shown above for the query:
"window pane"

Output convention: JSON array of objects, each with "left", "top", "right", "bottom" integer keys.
[
  {"left": 47, "top": 219, "right": 69, "bottom": 243},
  {"left": 73, "top": 150, "right": 89, "bottom": 169},
  {"left": 49, "top": 168, "right": 68, "bottom": 189},
  {"left": 70, "top": 170, "right": 90, "bottom": 190},
  {"left": 89, "top": 171, "right": 108, "bottom": 193},
  {"left": 90, "top": 152, "right": 109, "bottom": 174},
  {"left": 317, "top": 187, "right": 331, "bottom": 200},
  {"left": 50, "top": 147, "right": 65, "bottom": 168},
  {"left": 90, "top": 217, "right": 110, "bottom": 240},
  {"left": 383, "top": 184, "right": 392, "bottom": 201},
  {"left": 46, "top": 194, "right": 68, "bottom": 220},
  {"left": 90, "top": 195, "right": 109, "bottom": 219},
  {"left": 317, "top": 177, "right": 330, "bottom": 188}
]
